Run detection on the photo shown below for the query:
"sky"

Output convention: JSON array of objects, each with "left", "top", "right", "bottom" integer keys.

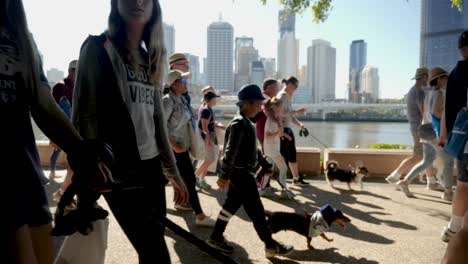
[{"left": 23, "top": 0, "right": 425, "bottom": 99}]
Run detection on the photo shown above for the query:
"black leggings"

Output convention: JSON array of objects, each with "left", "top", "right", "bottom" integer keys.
[
  {"left": 280, "top": 127, "right": 297, "bottom": 163},
  {"left": 211, "top": 171, "right": 275, "bottom": 248},
  {"left": 174, "top": 151, "right": 203, "bottom": 215},
  {"left": 103, "top": 157, "right": 169, "bottom": 264}
]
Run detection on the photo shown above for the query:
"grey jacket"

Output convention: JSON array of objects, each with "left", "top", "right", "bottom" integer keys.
[
  {"left": 162, "top": 90, "right": 192, "bottom": 151},
  {"left": 72, "top": 33, "right": 180, "bottom": 184}
]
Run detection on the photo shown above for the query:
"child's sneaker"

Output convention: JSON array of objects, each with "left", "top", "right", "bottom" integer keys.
[
  {"left": 207, "top": 237, "right": 234, "bottom": 254},
  {"left": 441, "top": 226, "right": 457, "bottom": 243},
  {"left": 198, "top": 179, "right": 212, "bottom": 190},
  {"left": 427, "top": 181, "right": 445, "bottom": 192},
  {"left": 259, "top": 188, "right": 274, "bottom": 198},
  {"left": 293, "top": 176, "right": 309, "bottom": 186},
  {"left": 265, "top": 242, "right": 294, "bottom": 258},
  {"left": 279, "top": 190, "right": 295, "bottom": 200}
]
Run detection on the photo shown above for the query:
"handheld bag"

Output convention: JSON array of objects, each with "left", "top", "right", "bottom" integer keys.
[
  {"left": 445, "top": 108, "right": 468, "bottom": 160},
  {"left": 189, "top": 125, "right": 206, "bottom": 160}
]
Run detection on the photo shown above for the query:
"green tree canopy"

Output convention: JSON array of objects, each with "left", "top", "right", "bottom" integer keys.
[{"left": 260, "top": 0, "right": 463, "bottom": 23}]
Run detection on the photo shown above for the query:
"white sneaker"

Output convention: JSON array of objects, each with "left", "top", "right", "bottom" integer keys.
[
  {"left": 441, "top": 190, "right": 454, "bottom": 202},
  {"left": 427, "top": 182, "right": 445, "bottom": 192},
  {"left": 195, "top": 216, "right": 216, "bottom": 227},
  {"left": 385, "top": 171, "right": 400, "bottom": 184},
  {"left": 396, "top": 181, "right": 415, "bottom": 197},
  {"left": 441, "top": 226, "right": 457, "bottom": 243}
]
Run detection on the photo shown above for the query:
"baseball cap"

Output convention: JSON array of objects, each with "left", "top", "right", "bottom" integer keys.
[
  {"left": 168, "top": 53, "right": 189, "bottom": 66},
  {"left": 167, "top": 70, "right": 191, "bottom": 87},
  {"left": 204, "top": 91, "right": 220, "bottom": 101},
  {"left": 412, "top": 67, "right": 429, "bottom": 80},
  {"left": 238, "top": 84, "right": 265, "bottom": 102},
  {"left": 459, "top": 30, "right": 468, "bottom": 49}
]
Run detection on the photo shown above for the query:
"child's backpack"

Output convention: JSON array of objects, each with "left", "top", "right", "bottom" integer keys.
[{"left": 445, "top": 107, "right": 468, "bottom": 160}]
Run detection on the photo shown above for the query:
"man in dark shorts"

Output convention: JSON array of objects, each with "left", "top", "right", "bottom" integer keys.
[{"left": 277, "top": 77, "right": 309, "bottom": 186}]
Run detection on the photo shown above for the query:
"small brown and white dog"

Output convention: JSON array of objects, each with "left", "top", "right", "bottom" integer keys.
[{"left": 325, "top": 160, "right": 369, "bottom": 190}]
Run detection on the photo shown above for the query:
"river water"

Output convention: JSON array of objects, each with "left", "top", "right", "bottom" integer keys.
[{"left": 34, "top": 120, "right": 412, "bottom": 149}]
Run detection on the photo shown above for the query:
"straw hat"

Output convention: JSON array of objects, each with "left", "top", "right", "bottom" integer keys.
[
  {"left": 412, "top": 67, "right": 429, "bottom": 80},
  {"left": 167, "top": 70, "right": 191, "bottom": 87},
  {"left": 429, "top": 67, "right": 448, "bottom": 83}
]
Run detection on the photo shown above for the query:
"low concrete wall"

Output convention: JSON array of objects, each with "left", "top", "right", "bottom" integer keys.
[
  {"left": 297, "top": 147, "right": 321, "bottom": 176},
  {"left": 324, "top": 148, "right": 412, "bottom": 177}
]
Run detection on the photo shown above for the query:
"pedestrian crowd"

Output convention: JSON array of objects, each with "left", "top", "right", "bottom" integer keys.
[{"left": 2, "top": 0, "right": 468, "bottom": 263}]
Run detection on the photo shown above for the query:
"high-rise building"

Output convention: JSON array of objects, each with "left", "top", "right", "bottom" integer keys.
[
  {"left": 185, "top": 53, "right": 201, "bottom": 85},
  {"left": 277, "top": 32, "right": 299, "bottom": 79},
  {"left": 207, "top": 20, "right": 234, "bottom": 93},
  {"left": 163, "top": 23, "right": 175, "bottom": 56},
  {"left": 46, "top": 68, "right": 64, "bottom": 86},
  {"left": 278, "top": 9, "right": 296, "bottom": 38},
  {"left": 250, "top": 61, "right": 265, "bottom": 87},
  {"left": 348, "top": 40, "right": 367, "bottom": 102},
  {"left": 298, "top": 65, "right": 307, "bottom": 84},
  {"left": 261, "top": 58, "right": 276, "bottom": 79},
  {"left": 360, "top": 65, "right": 380, "bottom": 103},
  {"left": 235, "top": 37, "right": 258, "bottom": 91},
  {"left": 307, "top": 39, "right": 336, "bottom": 104},
  {"left": 277, "top": 9, "right": 299, "bottom": 79},
  {"left": 420, "top": 0, "right": 468, "bottom": 72}
]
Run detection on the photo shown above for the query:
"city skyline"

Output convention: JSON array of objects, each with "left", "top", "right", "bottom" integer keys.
[{"left": 24, "top": 0, "right": 464, "bottom": 99}]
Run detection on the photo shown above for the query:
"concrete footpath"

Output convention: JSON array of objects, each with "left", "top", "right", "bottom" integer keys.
[{"left": 46, "top": 171, "right": 451, "bottom": 264}]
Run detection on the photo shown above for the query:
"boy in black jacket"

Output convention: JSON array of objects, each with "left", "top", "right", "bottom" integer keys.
[{"left": 207, "top": 84, "right": 293, "bottom": 258}]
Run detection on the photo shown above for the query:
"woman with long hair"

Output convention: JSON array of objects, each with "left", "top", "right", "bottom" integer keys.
[
  {"left": 1, "top": 1, "right": 93, "bottom": 263},
  {"left": 73, "top": 0, "right": 188, "bottom": 262}
]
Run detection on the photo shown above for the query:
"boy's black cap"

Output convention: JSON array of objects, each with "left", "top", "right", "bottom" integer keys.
[
  {"left": 238, "top": 84, "right": 265, "bottom": 102},
  {"left": 320, "top": 204, "right": 344, "bottom": 226},
  {"left": 459, "top": 30, "right": 468, "bottom": 49},
  {"left": 204, "top": 91, "right": 220, "bottom": 101}
]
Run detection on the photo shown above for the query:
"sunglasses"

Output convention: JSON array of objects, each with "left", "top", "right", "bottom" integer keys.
[{"left": 180, "top": 78, "right": 188, "bottom": 84}]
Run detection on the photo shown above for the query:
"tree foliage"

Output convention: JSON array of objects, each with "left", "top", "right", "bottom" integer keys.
[{"left": 260, "top": 0, "right": 463, "bottom": 23}]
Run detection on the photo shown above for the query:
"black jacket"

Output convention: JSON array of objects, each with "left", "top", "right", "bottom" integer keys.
[
  {"left": 445, "top": 60, "right": 468, "bottom": 133},
  {"left": 220, "top": 113, "right": 258, "bottom": 180}
]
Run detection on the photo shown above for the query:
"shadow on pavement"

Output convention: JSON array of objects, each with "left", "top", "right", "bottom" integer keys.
[
  {"left": 269, "top": 247, "right": 379, "bottom": 264},
  {"left": 167, "top": 208, "right": 251, "bottom": 264}
]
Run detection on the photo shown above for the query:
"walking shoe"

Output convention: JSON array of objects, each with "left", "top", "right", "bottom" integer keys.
[
  {"left": 207, "top": 237, "right": 234, "bottom": 254},
  {"left": 175, "top": 203, "right": 192, "bottom": 211},
  {"left": 293, "top": 176, "right": 309, "bottom": 186},
  {"left": 265, "top": 242, "right": 294, "bottom": 258},
  {"left": 259, "top": 188, "right": 275, "bottom": 198},
  {"left": 396, "top": 181, "right": 415, "bottom": 197},
  {"left": 195, "top": 216, "right": 216, "bottom": 227},
  {"left": 441, "top": 189, "right": 454, "bottom": 202},
  {"left": 279, "top": 190, "right": 296, "bottom": 200},
  {"left": 385, "top": 171, "right": 400, "bottom": 184},
  {"left": 197, "top": 179, "right": 212, "bottom": 190},
  {"left": 427, "top": 182, "right": 445, "bottom": 192},
  {"left": 441, "top": 226, "right": 457, "bottom": 243}
]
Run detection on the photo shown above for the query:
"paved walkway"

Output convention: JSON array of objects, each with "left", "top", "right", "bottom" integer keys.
[{"left": 46, "top": 171, "right": 451, "bottom": 264}]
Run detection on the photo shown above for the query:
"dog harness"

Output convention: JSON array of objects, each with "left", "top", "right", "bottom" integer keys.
[{"left": 309, "top": 211, "right": 330, "bottom": 237}]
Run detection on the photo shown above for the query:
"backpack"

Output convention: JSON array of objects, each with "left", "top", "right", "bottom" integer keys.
[{"left": 445, "top": 107, "right": 468, "bottom": 160}]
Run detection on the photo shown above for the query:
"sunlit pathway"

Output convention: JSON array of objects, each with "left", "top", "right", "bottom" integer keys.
[{"left": 46, "top": 171, "right": 450, "bottom": 264}]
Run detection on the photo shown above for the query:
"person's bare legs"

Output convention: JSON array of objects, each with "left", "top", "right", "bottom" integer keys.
[
  {"left": 394, "top": 155, "right": 423, "bottom": 175},
  {"left": 7, "top": 225, "right": 39, "bottom": 264},
  {"left": 29, "top": 224, "right": 54, "bottom": 264},
  {"left": 452, "top": 181, "right": 468, "bottom": 226},
  {"left": 62, "top": 167, "right": 73, "bottom": 191},
  {"left": 288, "top": 162, "right": 299, "bottom": 180},
  {"left": 195, "top": 160, "right": 212, "bottom": 181}
]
